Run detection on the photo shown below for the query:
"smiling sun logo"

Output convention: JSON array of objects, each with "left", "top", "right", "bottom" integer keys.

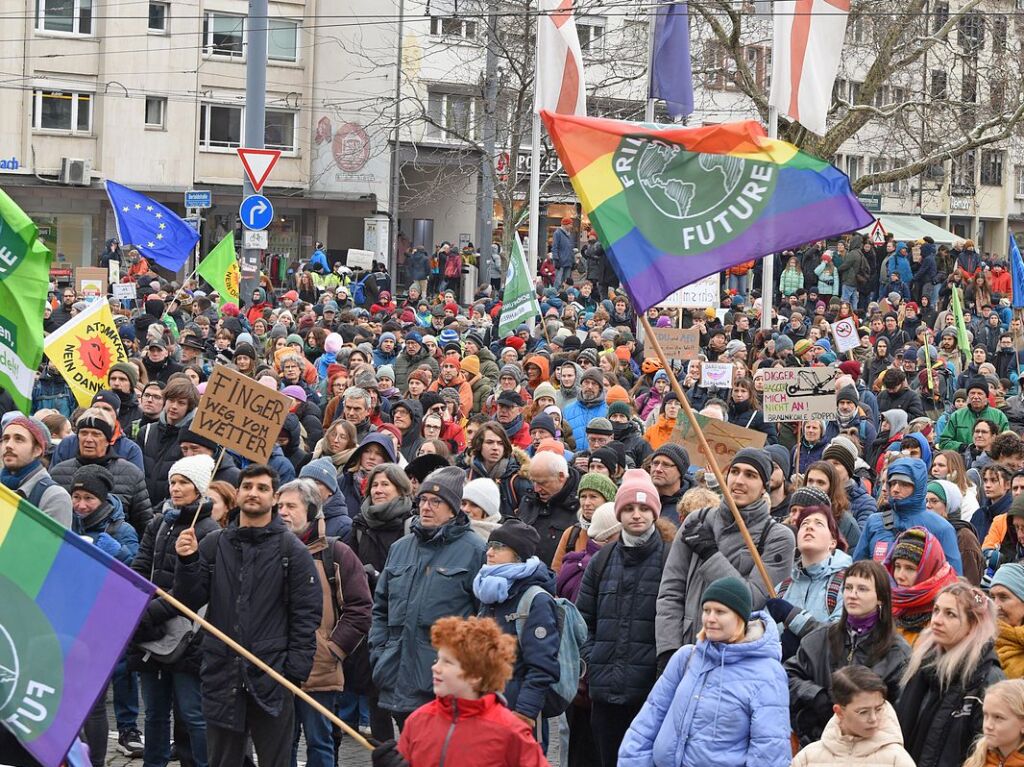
[
  {"left": 74, "top": 334, "right": 116, "bottom": 379},
  {"left": 225, "top": 262, "right": 240, "bottom": 303}
]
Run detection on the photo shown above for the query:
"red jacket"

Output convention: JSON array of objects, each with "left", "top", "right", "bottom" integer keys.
[
  {"left": 398, "top": 694, "right": 549, "bottom": 767},
  {"left": 507, "top": 420, "right": 532, "bottom": 449}
]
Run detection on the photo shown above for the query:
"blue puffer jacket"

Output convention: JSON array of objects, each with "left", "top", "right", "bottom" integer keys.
[
  {"left": 369, "top": 513, "right": 487, "bottom": 714},
  {"left": 322, "top": 489, "right": 351, "bottom": 543},
  {"left": 476, "top": 560, "right": 560, "bottom": 719},
  {"left": 851, "top": 457, "right": 963, "bottom": 575},
  {"left": 775, "top": 550, "right": 851, "bottom": 636},
  {"left": 618, "top": 612, "right": 791, "bottom": 767},
  {"left": 847, "top": 477, "right": 877, "bottom": 527},
  {"left": 72, "top": 495, "right": 139, "bottom": 565},
  {"left": 563, "top": 396, "right": 608, "bottom": 452}
]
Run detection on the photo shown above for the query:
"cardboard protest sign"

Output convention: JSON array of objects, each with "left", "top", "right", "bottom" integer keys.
[
  {"left": 832, "top": 316, "right": 859, "bottom": 354},
  {"left": 75, "top": 267, "right": 107, "bottom": 300},
  {"left": 192, "top": 365, "right": 291, "bottom": 463},
  {"left": 651, "top": 326, "right": 700, "bottom": 359},
  {"left": 111, "top": 283, "right": 136, "bottom": 301},
  {"left": 761, "top": 366, "right": 838, "bottom": 423},
  {"left": 671, "top": 414, "right": 766, "bottom": 468},
  {"left": 700, "top": 362, "right": 734, "bottom": 388}
]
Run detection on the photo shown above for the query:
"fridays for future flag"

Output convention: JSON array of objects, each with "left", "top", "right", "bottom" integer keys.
[
  {"left": 0, "top": 188, "right": 52, "bottom": 413},
  {"left": 498, "top": 235, "right": 541, "bottom": 337}
]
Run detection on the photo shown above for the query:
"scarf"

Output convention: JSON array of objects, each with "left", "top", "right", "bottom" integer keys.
[
  {"left": 472, "top": 557, "right": 545, "bottom": 604},
  {"left": 76, "top": 500, "right": 114, "bottom": 532},
  {"left": 846, "top": 610, "right": 879, "bottom": 636},
  {"left": 577, "top": 510, "right": 591, "bottom": 530},
  {"left": 501, "top": 414, "right": 524, "bottom": 440},
  {"left": 0, "top": 459, "right": 41, "bottom": 491},
  {"left": 889, "top": 534, "right": 958, "bottom": 628},
  {"left": 621, "top": 526, "right": 657, "bottom": 547},
  {"left": 359, "top": 495, "right": 413, "bottom": 529}
]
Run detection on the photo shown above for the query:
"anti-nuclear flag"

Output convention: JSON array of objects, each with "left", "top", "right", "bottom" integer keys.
[
  {"left": 541, "top": 111, "right": 873, "bottom": 313},
  {"left": 0, "top": 189, "right": 52, "bottom": 414},
  {"left": 196, "top": 232, "right": 240, "bottom": 309},
  {"left": 44, "top": 299, "right": 128, "bottom": 407},
  {"left": 498, "top": 234, "right": 541, "bottom": 337},
  {"left": 0, "top": 483, "right": 155, "bottom": 767}
]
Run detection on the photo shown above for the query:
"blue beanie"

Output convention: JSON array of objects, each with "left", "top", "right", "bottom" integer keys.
[
  {"left": 378, "top": 332, "right": 396, "bottom": 346},
  {"left": 992, "top": 563, "right": 1024, "bottom": 603},
  {"left": 299, "top": 458, "right": 339, "bottom": 495}
]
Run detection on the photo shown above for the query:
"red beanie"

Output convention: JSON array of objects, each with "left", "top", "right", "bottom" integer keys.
[
  {"left": 614, "top": 469, "right": 662, "bottom": 519},
  {"left": 838, "top": 360, "right": 862, "bottom": 378}
]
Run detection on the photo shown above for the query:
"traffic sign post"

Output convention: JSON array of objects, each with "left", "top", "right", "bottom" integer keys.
[
  {"left": 869, "top": 219, "right": 887, "bottom": 247},
  {"left": 237, "top": 148, "right": 281, "bottom": 193},
  {"left": 185, "top": 190, "right": 213, "bottom": 209},
  {"left": 239, "top": 195, "right": 274, "bottom": 231}
]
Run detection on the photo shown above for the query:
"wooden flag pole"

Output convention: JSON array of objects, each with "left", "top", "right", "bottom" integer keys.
[
  {"left": 189, "top": 450, "right": 226, "bottom": 530},
  {"left": 156, "top": 587, "right": 375, "bottom": 752},
  {"left": 640, "top": 315, "right": 776, "bottom": 596}
]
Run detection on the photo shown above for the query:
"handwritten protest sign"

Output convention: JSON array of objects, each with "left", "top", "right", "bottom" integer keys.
[
  {"left": 651, "top": 327, "right": 700, "bottom": 359},
  {"left": 192, "top": 365, "right": 291, "bottom": 463},
  {"left": 671, "top": 414, "right": 766, "bottom": 468},
  {"left": 832, "top": 316, "right": 859, "bottom": 354},
  {"left": 761, "top": 367, "right": 838, "bottom": 423},
  {"left": 112, "top": 283, "right": 136, "bottom": 301},
  {"left": 660, "top": 274, "right": 719, "bottom": 308},
  {"left": 701, "top": 362, "right": 734, "bottom": 388}
]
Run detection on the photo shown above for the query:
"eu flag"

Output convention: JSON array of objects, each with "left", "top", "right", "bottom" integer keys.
[
  {"left": 105, "top": 181, "right": 199, "bottom": 272},
  {"left": 650, "top": 1, "right": 694, "bottom": 120},
  {"left": 1012, "top": 233, "right": 1024, "bottom": 309}
]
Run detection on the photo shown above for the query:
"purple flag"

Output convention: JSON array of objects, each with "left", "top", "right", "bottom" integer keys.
[{"left": 650, "top": 1, "right": 694, "bottom": 120}]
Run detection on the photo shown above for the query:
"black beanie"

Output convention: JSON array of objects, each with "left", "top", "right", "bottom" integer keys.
[
  {"left": 652, "top": 443, "right": 690, "bottom": 476},
  {"left": 71, "top": 464, "right": 115, "bottom": 502},
  {"left": 77, "top": 415, "right": 114, "bottom": 442},
  {"left": 178, "top": 427, "right": 218, "bottom": 453},
  {"left": 730, "top": 447, "right": 771, "bottom": 488},
  {"left": 488, "top": 519, "right": 541, "bottom": 562}
]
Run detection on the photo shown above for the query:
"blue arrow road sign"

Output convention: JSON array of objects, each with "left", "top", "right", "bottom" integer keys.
[
  {"left": 239, "top": 194, "right": 273, "bottom": 231},
  {"left": 184, "top": 190, "right": 212, "bottom": 208}
]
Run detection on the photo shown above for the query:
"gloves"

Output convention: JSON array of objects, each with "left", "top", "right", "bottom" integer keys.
[
  {"left": 94, "top": 532, "right": 121, "bottom": 558},
  {"left": 779, "top": 626, "right": 801, "bottom": 661},
  {"left": 764, "top": 598, "right": 799, "bottom": 626},
  {"left": 371, "top": 740, "right": 409, "bottom": 767},
  {"left": 683, "top": 525, "right": 717, "bottom": 561}
]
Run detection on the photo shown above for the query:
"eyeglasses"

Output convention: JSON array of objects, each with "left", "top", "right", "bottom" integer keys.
[
  {"left": 142, "top": 393, "right": 163, "bottom": 400},
  {"left": 486, "top": 541, "right": 510, "bottom": 551},
  {"left": 418, "top": 495, "right": 444, "bottom": 509}
]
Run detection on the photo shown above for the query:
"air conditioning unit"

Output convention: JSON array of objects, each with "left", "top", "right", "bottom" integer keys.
[{"left": 59, "top": 158, "right": 91, "bottom": 186}]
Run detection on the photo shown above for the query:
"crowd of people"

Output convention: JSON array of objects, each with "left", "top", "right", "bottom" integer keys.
[{"left": 6, "top": 227, "right": 1024, "bottom": 767}]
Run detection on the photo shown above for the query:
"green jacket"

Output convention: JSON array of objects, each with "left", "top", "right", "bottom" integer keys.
[{"left": 938, "top": 405, "right": 1009, "bottom": 452}]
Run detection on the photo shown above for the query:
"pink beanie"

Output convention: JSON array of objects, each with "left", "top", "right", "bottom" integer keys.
[{"left": 614, "top": 469, "right": 662, "bottom": 519}]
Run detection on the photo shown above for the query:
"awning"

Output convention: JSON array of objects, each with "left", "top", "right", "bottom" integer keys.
[{"left": 859, "top": 214, "right": 959, "bottom": 244}]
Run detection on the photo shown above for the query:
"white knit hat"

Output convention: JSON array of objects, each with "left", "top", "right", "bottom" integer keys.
[
  {"left": 462, "top": 478, "right": 501, "bottom": 522},
  {"left": 168, "top": 454, "right": 215, "bottom": 496},
  {"left": 588, "top": 502, "right": 622, "bottom": 542}
]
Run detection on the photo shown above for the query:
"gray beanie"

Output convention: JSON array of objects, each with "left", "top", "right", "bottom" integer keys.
[
  {"left": 419, "top": 466, "right": 466, "bottom": 514},
  {"left": 774, "top": 334, "right": 794, "bottom": 353},
  {"left": 377, "top": 365, "right": 396, "bottom": 383}
]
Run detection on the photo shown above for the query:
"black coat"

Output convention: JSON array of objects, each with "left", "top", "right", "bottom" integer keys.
[
  {"left": 129, "top": 500, "right": 220, "bottom": 674},
  {"left": 518, "top": 468, "right": 581, "bottom": 567},
  {"left": 895, "top": 643, "right": 1004, "bottom": 767},
  {"left": 174, "top": 515, "right": 322, "bottom": 729},
  {"left": 50, "top": 453, "right": 154, "bottom": 536},
  {"left": 137, "top": 412, "right": 194, "bottom": 507},
  {"left": 576, "top": 533, "right": 668, "bottom": 706}
]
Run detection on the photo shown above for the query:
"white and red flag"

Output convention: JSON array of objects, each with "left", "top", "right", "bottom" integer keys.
[
  {"left": 770, "top": 0, "right": 850, "bottom": 135},
  {"left": 535, "top": 0, "right": 587, "bottom": 116}
]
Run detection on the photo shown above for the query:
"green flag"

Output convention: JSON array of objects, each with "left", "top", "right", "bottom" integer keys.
[
  {"left": 196, "top": 232, "right": 239, "bottom": 309},
  {"left": 498, "top": 234, "right": 541, "bottom": 337},
  {"left": 950, "top": 284, "right": 971, "bottom": 357},
  {"left": 0, "top": 188, "right": 52, "bottom": 413}
]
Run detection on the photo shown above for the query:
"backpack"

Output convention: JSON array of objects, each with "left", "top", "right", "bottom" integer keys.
[
  {"left": 511, "top": 585, "right": 588, "bottom": 716},
  {"left": 22, "top": 473, "right": 58, "bottom": 510},
  {"left": 855, "top": 254, "right": 872, "bottom": 287},
  {"left": 351, "top": 274, "right": 370, "bottom": 306}
]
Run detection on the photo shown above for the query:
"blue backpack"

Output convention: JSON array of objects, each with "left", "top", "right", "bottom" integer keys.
[
  {"left": 513, "top": 585, "right": 588, "bottom": 715},
  {"left": 351, "top": 274, "right": 371, "bottom": 306}
]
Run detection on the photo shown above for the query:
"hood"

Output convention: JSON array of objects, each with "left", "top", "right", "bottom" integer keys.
[
  {"left": 818, "top": 701, "right": 905, "bottom": 758},
  {"left": 887, "top": 457, "right": 928, "bottom": 515},
  {"left": 887, "top": 430, "right": 931, "bottom": 466},
  {"left": 696, "top": 611, "right": 781, "bottom": 665},
  {"left": 873, "top": 338, "right": 891, "bottom": 357},
  {"left": 144, "top": 298, "right": 165, "bottom": 319},
  {"left": 524, "top": 354, "right": 550, "bottom": 386},
  {"left": 881, "top": 408, "right": 908, "bottom": 436},
  {"left": 346, "top": 432, "right": 398, "bottom": 469},
  {"left": 394, "top": 398, "right": 423, "bottom": 434},
  {"left": 279, "top": 413, "right": 302, "bottom": 447},
  {"left": 253, "top": 287, "right": 268, "bottom": 304},
  {"left": 322, "top": 489, "right": 347, "bottom": 519}
]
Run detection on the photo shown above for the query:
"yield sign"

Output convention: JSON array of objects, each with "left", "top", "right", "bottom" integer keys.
[
  {"left": 237, "top": 148, "right": 281, "bottom": 192},
  {"left": 869, "top": 219, "right": 887, "bottom": 247}
]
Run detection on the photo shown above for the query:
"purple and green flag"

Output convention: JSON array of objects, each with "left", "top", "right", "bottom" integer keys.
[
  {"left": 0, "top": 484, "right": 155, "bottom": 766},
  {"left": 1010, "top": 233, "right": 1024, "bottom": 309},
  {"left": 540, "top": 111, "right": 874, "bottom": 312}
]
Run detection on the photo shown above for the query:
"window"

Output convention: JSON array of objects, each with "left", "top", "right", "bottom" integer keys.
[
  {"left": 981, "top": 149, "right": 1004, "bottom": 186},
  {"left": 33, "top": 89, "right": 91, "bottom": 132},
  {"left": 268, "top": 18, "right": 298, "bottom": 61},
  {"left": 426, "top": 91, "right": 477, "bottom": 141},
  {"left": 889, "top": 158, "right": 908, "bottom": 194},
  {"left": 845, "top": 155, "right": 862, "bottom": 180},
  {"left": 869, "top": 157, "right": 887, "bottom": 184},
  {"left": 199, "top": 103, "right": 242, "bottom": 148},
  {"left": 961, "top": 61, "right": 977, "bottom": 103},
  {"left": 930, "top": 70, "right": 947, "bottom": 99},
  {"left": 849, "top": 80, "right": 862, "bottom": 104},
  {"left": 993, "top": 15, "right": 1007, "bottom": 52},
  {"left": 203, "top": 13, "right": 244, "bottom": 57},
  {"left": 850, "top": 14, "right": 868, "bottom": 43},
  {"left": 144, "top": 96, "right": 166, "bottom": 128},
  {"left": 951, "top": 150, "right": 976, "bottom": 187},
  {"left": 991, "top": 81, "right": 1006, "bottom": 112},
  {"left": 958, "top": 12, "right": 984, "bottom": 51},
  {"left": 429, "top": 16, "right": 477, "bottom": 38},
  {"left": 872, "top": 85, "right": 890, "bottom": 108},
  {"left": 745, "top": 46, "right": 770, "bottom": 91},
  {"left": 148, "top": 1, "right": 168, "bottom": 32},
  {"left": 264, "top": 110, "right": 295, "bottom": 151},
  {"left": 932, "top": 1, "right": 948, "bottom": 32},
  {"left": 35, "top": 0, "right": 92, "bottom": 34},
  {"left": 577, "top": 18, "right": 605, "bottom": 56},
  {"left": 891, "top": 86, "right": 907, "bottom": 105},
  {"left": 1015, "top": 165, "right": 1024, "bottom": 199}
]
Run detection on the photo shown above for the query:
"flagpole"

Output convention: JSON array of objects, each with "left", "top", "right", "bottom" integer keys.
[
  {"left": 760, "top": 105, "right": 778, "bottom": 331},
  {"left": 527, "top": 112, "right": 542, "bottom": 315}
]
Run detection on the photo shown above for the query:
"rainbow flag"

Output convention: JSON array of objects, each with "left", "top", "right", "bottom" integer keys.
[
  {"left": 0, "top": 484, "right": 154, "bottom": 767},
  {"left": 541, "top": 112, "right": 874, "bottom": 312}
]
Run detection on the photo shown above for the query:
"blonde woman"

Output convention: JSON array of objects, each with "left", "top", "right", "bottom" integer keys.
[{"left": 961, "top": 679, "right": 1024, "bottom": 767}]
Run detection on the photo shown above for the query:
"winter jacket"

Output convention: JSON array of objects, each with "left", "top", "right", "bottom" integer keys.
[
  {"left": 791, "top": 702, "right": 916, "bottom": 767},
  {"left": 349, "top": 495, "right": 413, "bottom": 576},
  {"left": 13, "top": 463, "right": 72, "bottom": 528},
  {"left": 393, "top": 347, "right": 440, "bottom": 392},
  {"left": 52, "top": 432, "right": 145, "bottom": 471},
  {"left": 786, "top": 622, "right": 911, "bottom": 744},
  {"left": 618, "top": 613, "right": 791, "bottom": 767},
  {"left": 815, "top": 261, "right": 840, "bottom": 295},
  {"left": 895, "top": 643, "right": 1005, "bottom": 767},
  {"left": 876, "top": 387, "right": 925, "bottom": 421},
  {"left": 476, "top": 562, "right": 560, "bottom": 719},
  {"left": 130, "top": 499, "right": 220, "bottom": 674},
  {"left": 427, "top": 372, "right": 473, "bottom": 416},
  {"left": 578, "top": 531, "right": 669, "bottom": 707},
  {"left": 851, "top": 458, "right": 964, "bottom": 575},
  {"left": 938, "top": 404, "right": 1010, "bottom": 453},
  {"left": 997, "top": 621, "right": 1024, "bottom": 680},
  {"left": 644, "top": 415, "right": 677, "bottom": 451},
  {"left": 556, "top": 537, "right": 599, "bottom": 602},
  {"left": 465, "top": 454, "right": 531, "bottom": 520},
  {"left": 780, "top": 268, "right": 804, "bottom": 296},
  {"left": 396, "top": 694, "right": 549, "bottom": 767},
  {"left": 552, "top": 227, "right": 575, "bottom": 269},
  {"left": 322, "top": 489, "right": 351, "bottom": 543},
  {"left": 293, "top": 400, "right": 324, "bottom": 453},
  {"left": 775, "top": 550, "right": 851, "bottom": 635},
  {"left": 728, "top": 400, "right": 778, "bottom": 444},
  {"left": 174, "top": 515, "right": 322, "bottom": 729},
  {"left": 613, "top": 420, "right": 654, "bottom": 468},
  {"left": 656, "top": 497, "right": 796, "bottom": 654},
  {"left": 137, "top": 410, "right": 195, "bottom": 508},
  {"left": 50, "top": 453, "right": 154, "bottom": 537},
  {"left": 72, "top": 495, "right": 139, "bottom": 565},
  {"left": 517, "top": 467, "right": 582, "bottom": 567},
  {"left": 369, "top": 513, "right": 487, "bottom": 714},
  {"left": 563, "top": 396, "right": 608, "bottom": 452},
  {"left": 847, "top": 478, "right": 878, "bottom": 527}
]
